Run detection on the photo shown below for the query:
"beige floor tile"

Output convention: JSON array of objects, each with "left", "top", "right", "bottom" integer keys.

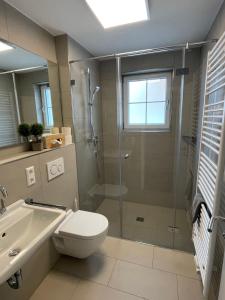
[
  {"left": 54, "top": 254, "right": 116, "bottom": 285},
  {"left": 177, "top": 276, "right": 205, "bottom": 300},
  {"left": 97, "top": 236, "right": 121, "bottom": 257},
  {"left": 71, "top": 280, "right": 144, "bottom": 300},
  {"left": 97, "top": 199, "right": 193, "bottom": 252},
  {"left": 109, "top": 260, "right": 178, "bottom": 300},
  {"left": 98, "top": 237, "right": 154, "bottom": 268},
  {"left": 153, "top": 247, "right": 199, "bottom": 279},
  {"left": 30, "top": 270, "right": 79, "bottom": 300}
]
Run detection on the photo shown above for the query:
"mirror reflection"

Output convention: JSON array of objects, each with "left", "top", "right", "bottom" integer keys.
[{"left": 0, "top": 43, "right": 60, "bottom": 148}]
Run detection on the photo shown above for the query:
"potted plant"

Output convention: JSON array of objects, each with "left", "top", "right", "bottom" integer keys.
[
  {"left": 30, "top": 123, "right": 44, "bottom": 151},
  {"left": 18, "top": 123, "right": 31, "bottom": 143}
]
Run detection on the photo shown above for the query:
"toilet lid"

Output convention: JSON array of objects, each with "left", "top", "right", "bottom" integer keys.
[{"left": 59, "top": 210, "right": 108, "bottom": 240}]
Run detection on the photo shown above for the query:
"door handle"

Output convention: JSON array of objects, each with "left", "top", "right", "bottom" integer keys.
[{"left": 124, "top": 153, "right": 129, "bottom": 159}]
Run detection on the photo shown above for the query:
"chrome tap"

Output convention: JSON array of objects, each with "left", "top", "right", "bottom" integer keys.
[{"left": 0, "top": 185, "right": 8, "bottom": 215}]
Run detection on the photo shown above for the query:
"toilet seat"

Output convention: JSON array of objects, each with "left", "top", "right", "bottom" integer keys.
[{"left": 58, "top": 210, "right": 108, "bottom": 240}]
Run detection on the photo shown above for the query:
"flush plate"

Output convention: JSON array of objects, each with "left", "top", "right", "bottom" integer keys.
[
  {"left": 47, "top": 157, "right": 64, "bottom": 181},
  {"left": 136, "top": 217, "right": 144, "bottom": 222}
]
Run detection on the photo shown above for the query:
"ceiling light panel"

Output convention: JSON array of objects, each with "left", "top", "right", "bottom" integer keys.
[
  {"left": 0, "top": 41, "right": 13, "bottom": 52},
  {"left": 86, "top": 0, "right": 149, "bottom": 29}
]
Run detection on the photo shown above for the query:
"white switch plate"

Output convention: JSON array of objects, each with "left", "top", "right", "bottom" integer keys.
[
  {"left": 26, "top": 166, "right": 36, "bottom": 186},
  {"left": 47, "top": 157, "right": 64, "bottom": 181}
]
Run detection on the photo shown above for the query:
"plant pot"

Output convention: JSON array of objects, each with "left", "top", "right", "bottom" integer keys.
[{"left": 31, "top": 141, "right": 43, "bottom": 151}]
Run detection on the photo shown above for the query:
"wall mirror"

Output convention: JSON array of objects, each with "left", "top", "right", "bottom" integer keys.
[{"left": 0, "top": 41, "right": 62, "bottom": 148}]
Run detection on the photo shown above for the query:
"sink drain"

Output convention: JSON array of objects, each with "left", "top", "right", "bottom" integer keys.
[{"left": 8, "top": 248, "right": 21, "bottom": 257}]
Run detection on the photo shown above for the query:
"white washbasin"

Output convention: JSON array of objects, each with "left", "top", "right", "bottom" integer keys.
[{"left": 0, "top": 199, "right": 66, "bottom": 285}]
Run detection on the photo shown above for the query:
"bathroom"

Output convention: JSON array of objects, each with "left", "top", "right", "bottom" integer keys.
[{"left": 0, "top": 0, "right": 225, "bottom": 299}]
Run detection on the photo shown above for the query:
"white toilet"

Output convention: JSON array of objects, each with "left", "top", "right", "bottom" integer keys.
[{"left": 53, "top": 209, "right": 108, "bottom": 258}]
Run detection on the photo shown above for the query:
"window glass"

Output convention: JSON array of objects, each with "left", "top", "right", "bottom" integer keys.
[
  {"left": 123, "top": 72, "right": 171, "bottom": 130},
  {"left": 35, "top": 84, "right": 54, "bottom": 129},
  {"left": 129, "top": 80, "right": 146, "bottom": 103},
  {"left": 44, "top": 87, "right": 53, "bottom": 127},
  {"left": 147, "top": 78, "right": 167, "bottom": 102},
  {"left": 129, "top": 103, "right": 146, "bottom": 124},
  {"left": 147, "top": 102, "right": 166, "bottom": 124}
]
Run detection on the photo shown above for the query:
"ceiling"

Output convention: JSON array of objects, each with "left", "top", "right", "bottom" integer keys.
[
  {"left": 5, "top": 0, "right": 224, "bottom": 56},
  {"left": 0, "top": 44, "right": 47, "bottom": 70}
]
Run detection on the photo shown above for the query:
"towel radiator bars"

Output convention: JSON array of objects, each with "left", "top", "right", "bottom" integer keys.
[{"left": 193, "top": 31, "right": 225, "bottom": 297}]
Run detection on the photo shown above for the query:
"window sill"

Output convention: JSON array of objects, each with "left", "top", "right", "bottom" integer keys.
[{"left": 122, "top": 128, "right": 171, "bottom": 134}]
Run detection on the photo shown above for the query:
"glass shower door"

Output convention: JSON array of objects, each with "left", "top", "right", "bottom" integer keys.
[
  {"left": 118, "top": 54, "right": 176, "bottom": 248},
  {"left": 117, "top": 50, "right": 197, "bottom": 252}
]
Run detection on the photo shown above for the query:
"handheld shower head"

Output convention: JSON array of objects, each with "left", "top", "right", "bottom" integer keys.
[
  {"left": 90, "top": 86, "right": 101, "bottom": 105},
  {"left": 93, "top": 86, "right": 100, "bottom": 95}
]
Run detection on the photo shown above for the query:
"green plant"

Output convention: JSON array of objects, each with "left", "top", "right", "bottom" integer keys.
[
  {"left": 18, "top": 123, "right": 31, "bottom": 142},
  {"left": 30, "top": 123, "right": 44, "bottom": 142}
]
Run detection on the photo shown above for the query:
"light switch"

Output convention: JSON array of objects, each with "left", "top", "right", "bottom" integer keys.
[{"left": 26, "top": 166, "right": 36, "bottom": 186}]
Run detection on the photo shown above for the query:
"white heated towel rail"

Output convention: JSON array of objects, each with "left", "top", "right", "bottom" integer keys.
[{"left": 193, "top": 31, "right": 225, "bottom": 297}]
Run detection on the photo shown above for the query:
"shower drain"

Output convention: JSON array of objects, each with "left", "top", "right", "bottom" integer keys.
[{"left": 8, "top": 248, "right": 21, "bottom": 257}]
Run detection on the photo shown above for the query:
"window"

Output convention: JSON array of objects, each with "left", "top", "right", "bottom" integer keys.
[
  {"left": 123, "top": 72, "right": 172, "bottom": 130},
  {"left": 0, "top": 90, "right": 19, "bottom": 147},
  {"left": 34, "top": 83, "right": 54, "bottom": 129}
]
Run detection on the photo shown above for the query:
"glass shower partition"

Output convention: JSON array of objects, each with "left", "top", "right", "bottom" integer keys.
[
  {"left": 71, "top": 58, "right": 123, "bottom": 238},
  {"left": 70, "top": 60, "right": 106, "bottom": 213},
  {"left": 71, "top": 46, "right": 202, "bottom": 253}
]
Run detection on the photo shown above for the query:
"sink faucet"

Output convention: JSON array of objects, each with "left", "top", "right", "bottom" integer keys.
[{"left": 0, "top": 185, "right": 8, "bottom": 215}]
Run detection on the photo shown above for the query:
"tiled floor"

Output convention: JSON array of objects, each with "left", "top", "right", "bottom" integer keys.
[
  {"left": 30, "top": 237, "right": 205, "bottom": 300},
  {"left": 97, "top": 199, "right": 194, "bottom": 252}
]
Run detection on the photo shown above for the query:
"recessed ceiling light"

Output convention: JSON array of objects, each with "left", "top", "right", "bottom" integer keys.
[
  {"left": 0, "top": 41, "right": 13, "bottom": 52},
  {"left": 86, "top": 0, "right": 149, "bottom": 29}
]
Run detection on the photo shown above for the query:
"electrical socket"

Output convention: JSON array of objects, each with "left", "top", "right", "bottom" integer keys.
[{"left": 25, "top": 166, "right": 36, "bottom": 186}]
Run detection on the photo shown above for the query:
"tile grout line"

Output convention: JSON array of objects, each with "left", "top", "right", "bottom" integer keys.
[
  {"left": 68, "top": 278, "right": 81, "bottom": 300},
  {"left": 98, "top": 254, "right": 154, "bottom": 271},
  {"left": 176, "top": 274, "right": 180, "bottom": 300},
  {"left": 107, "top": 279, "right": 150, "bottom": 300},
  {"left": 106, "top": 258, "right": 117, "bottom": 286},
  {"left": 151, "top": 266, "right": 201, "bottom": 281},
  {"left": 152, "top": 245, "right": 155, "bottom": 268},
  {"left": 86, "top": 278, "right": 148, "bottom": 300}
]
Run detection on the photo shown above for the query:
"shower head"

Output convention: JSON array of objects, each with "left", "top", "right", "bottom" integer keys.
[
  {"left": 90, "top": 86, "right": 101, "bottom": 105},
  {"left": 93, "top": 86, "right": 101, "bottom": 94}
]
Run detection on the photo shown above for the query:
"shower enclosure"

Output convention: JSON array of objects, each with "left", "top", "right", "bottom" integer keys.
[{"left": 70, "top": 42, "right": 208, "bottom": 253}]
